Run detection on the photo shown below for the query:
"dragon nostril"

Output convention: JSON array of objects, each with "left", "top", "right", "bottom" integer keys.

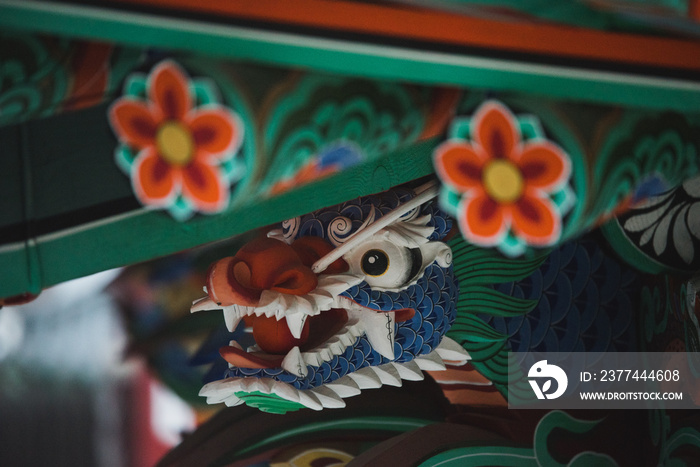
[
  {"left": 206, "top": 257, "right": 261, "bottom": 306},
  {"left": 272, "top": 268, "right": 316, "bottom": 295},
  {"left": 206, "top": 237, "right": 320, "bottom": 306},
  {"left": 232, "top": 261, "right": 252, "bottom": 288},
  {"left": 274, "top": 277, "right": 300, "bottom": 291}
]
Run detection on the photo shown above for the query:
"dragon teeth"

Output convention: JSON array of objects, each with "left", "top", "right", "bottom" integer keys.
[
  {"left": 415, "top": 350, "right": 446, "bottom": 371},
  {"left": 300, "top": 320, "right": 363, "bottom": 367},
  {"left": 237, "top": 377, "right": 258, "bottom": 392},
  {"left": 285, "top": 312, "right": 308, "bottom": 339},
  {"left": 223, "top": 394, "right": 244, "bottom": 407},
  {"left": 281, "top": 346, "right": 308, "bottom": 378},
  {"left": 257, "top": 378, "right": 277, "bottom": 393},
  {"left": 330, "top": 342, "right": 345, "bottom": 355},
  {"left": 308, "top": 290, "right": 334, "bottom": 309},
  {"left": 392, "top": 360, "right": 424, "bottom": 381},
  {"left": 349, "top": 323, "right": 363, "bottom": 337},
  {"left": 191, "top": 296, "right": 219, "bottom": 313},
  {"left": 206, "top": 395, "right": 226, "bottom": 405},
  {"left": 304, "top": 352, "right": 322, "bottom": 367},
  {"left": 326, "top": 376, "right": 361, "bottom": 397},
  {"left": 200, "top": 377, "right": 240, "bottom": 401},
  {"left": 298, "top": 390, "right": 323, "bottom": 411},
  {"left": 373, "top": 364, "right": 402, "bottom": 387},
  {"left": 319, "top": 348, "right": 333, "bottom": 361},
  {"left": 295, "top": 296, "right": 314, "bottom": 315},
  {"left": 311, "top": 386, "right": 346, "bottom": 409},
  {"left": 347, "top": 367, "right": 382, "bottom": 389},
  {"left": 223, "top": 307, "right": 242, "bottom": 331},
  {"left": 434, "top": 336, "right": 470, "bottom": 364},
  {"left": 202, "top": 377, "right": 350, "bottom": 411},
  {"left": 270, "top": 380, "right": 301, "bottom": 403},
  {"left": 258, "top": 290, "right": 280, "bottom": 308},
  {"left": 202, "top": 348, "right": 457, "bottom": 411},
  {"left": 362, "top": 311, "right": 396, "bottom": 360},
  {"left": 326, "top": 338, "right": 345, "bottom": 356},
  {"left": 338, "top": 330, "right": 355, "bottom": 346}
]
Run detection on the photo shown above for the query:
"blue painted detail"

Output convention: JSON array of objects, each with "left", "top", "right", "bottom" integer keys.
[
  {"left": 482, "top": 236, "right": 638, "bottom": 354},
  {"left": 317, "top": 141, "right": 364, "bottom": 170},
  {"left": 632, "top": 174, "right": 670, "bottom": 203}
]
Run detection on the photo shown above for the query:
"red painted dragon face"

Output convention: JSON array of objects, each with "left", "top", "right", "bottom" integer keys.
[{"left": 194, "top": 183, "right": 468, "bottom": 412}]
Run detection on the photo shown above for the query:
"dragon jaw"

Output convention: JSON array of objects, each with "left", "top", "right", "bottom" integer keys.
[
  {"left": 196, "top": 260, "right": 469, "bottom": 412},
  {"left": 199, "top": 336, "right": 469, "bottom": 412}
]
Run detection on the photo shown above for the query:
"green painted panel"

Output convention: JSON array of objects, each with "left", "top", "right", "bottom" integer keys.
[
  {"left": 0, "top": 124, "right": 25, "bottom": 226},
  {"left": 0, "top": 249, "right": 33, "bottom": 295},
  {"left": 25, "top": 104, "right": 134, "bottom": 219}
]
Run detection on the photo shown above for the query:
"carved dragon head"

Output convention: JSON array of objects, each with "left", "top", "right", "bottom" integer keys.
[{"left": 195, "top": 182, "right": 468, "bottom": 412}]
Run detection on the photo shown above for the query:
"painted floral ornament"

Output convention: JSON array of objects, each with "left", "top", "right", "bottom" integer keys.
[
  {"left": 192, "top": 182, "right": 469, "bottom": 413},
  {"left": 433, "top": 100, "right": 574, "bottom": 257},
  {"left": 109, "top": 60, "right": 245, "bottom": 220}
]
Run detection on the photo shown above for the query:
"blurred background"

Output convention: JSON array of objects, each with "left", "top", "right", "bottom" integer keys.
[{"left": 0, "top": 243, "right": 244, "bottom": 467}]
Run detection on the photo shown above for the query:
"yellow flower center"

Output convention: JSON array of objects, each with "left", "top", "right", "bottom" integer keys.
[
  {"left": 156, "top": 121, "right": 194, "bottom": 166},
  {"left": 482, "top": 159, "right": 524, "bottom": 203}
]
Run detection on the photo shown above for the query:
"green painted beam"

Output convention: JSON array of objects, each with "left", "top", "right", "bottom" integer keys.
[
  {"left": 1, "top": 0, "right": 700, "bottom": 112},
  {"left": 0, "top": 138, "right": 437, "bottom": 298}
]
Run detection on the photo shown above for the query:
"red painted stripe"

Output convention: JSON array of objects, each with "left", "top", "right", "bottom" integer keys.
[{"left": 110, "top": 0, "right": 700, "bottom": 71}]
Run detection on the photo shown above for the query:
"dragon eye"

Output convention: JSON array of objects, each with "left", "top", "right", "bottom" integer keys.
[
  {"left": 344, "top": 239, "right": 422, "bottom": 291},
  {"left": 361, "top": 250, "right": 389, "bottom": 276}
]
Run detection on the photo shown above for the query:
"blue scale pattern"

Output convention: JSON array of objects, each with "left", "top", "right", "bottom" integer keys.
[{"left": 481, "top": 235, "right": 639, "bottom": 353}]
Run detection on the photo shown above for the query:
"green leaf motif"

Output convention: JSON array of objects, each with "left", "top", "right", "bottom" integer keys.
[
  {"left": 124, "top": 73, "right": 146, "bottom": 98},
  {"left": 446, "top": 233, "right": 546, "bottom": 395},
  {"left": 0, "top": 33, "right": 69, "bottom": 126},
  {"left": 534, "top": 411, "right": 609, "bottom": 467},
  {"left": 449, "top": 235, "right": 548, "bottom": 285},
  {"left": 261, "top": 76, "right": 425, "bottom": 194},
  {"left": 457, "top": 285, "right": 538, "bottom": 317},
  {"left": 234, "top": 391, "right": 305, "bottom": 414},
  {"left": 447, "top": 116, "right": 472, "bottom": 141},
  {"left": 449, "top": 314, "right": 508, "bottom": 343},
  {"left": 192, "top": 78, "right": 220, "bottom": 106},
  {"left": 419, "top": 446, "right": 537, "bottom": 467},
  {"left": 661, "top": 427, "right": 700, "bottom": 465},
  {"left": 568, "top": 453, "right": 618, "bottom": 467},
  {"left": 592, "top": 113, "right": 700, "bottom": 225},
  {"left": 114, "top": 145, "right": 136, "bottom": 173}
]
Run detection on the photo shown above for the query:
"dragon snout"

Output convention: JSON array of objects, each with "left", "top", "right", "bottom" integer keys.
[
  {"left": 206, "top": 237, "right": 316, "bottom": 306},
  {"left": 204, "top": 235, "right": 352, "bottom": 359},
  {"left": 206, "top": 236, "right": 348, "bottom": 307}
]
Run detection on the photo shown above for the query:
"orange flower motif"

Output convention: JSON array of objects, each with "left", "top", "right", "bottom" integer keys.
[
  {"left": 434, "top": 101, "right": 571, "bottom": 248},
  {"left": 109, "top": 60, "right": 242, "bottom": 216}
]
